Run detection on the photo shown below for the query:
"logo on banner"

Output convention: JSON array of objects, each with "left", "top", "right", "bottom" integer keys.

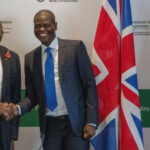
[{"left": 37, "top": 0, "right": 45, "bottom": 2}]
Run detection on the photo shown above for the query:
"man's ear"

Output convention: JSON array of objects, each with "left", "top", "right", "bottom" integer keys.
[{"left": 55, "top": 22, "right": 57, "bottom": 30}]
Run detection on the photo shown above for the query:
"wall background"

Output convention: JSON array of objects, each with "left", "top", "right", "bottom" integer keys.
[{"left": 0, "top": 0, "right": 150, "bottom": 149}]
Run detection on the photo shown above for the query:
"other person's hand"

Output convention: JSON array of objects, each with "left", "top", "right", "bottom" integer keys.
[{"left": 0, "top": 102, "right": 9, "bottom": 119}]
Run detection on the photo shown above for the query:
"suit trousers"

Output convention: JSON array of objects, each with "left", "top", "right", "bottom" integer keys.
[
  {"left": 43, "top": 115, "right": 90, "bottom": 150},
  {"left": 0, "top": 122, "right": 11, "bottom": 150}
]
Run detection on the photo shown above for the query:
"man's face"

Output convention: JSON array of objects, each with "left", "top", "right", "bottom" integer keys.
[
  {"left": 0, "top": 22, "right": 3, "bottom": 42},
  {"left": 34, "top": 12, "right": 57, "bottom": 46}
]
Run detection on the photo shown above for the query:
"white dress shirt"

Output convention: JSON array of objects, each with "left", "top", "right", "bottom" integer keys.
[{"left": 42, "top": 37, "right": 68, "bottom": 116}]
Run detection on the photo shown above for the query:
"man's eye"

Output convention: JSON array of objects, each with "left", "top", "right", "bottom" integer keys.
[
  {"left": 35, "top": 25, "right": 41, "bottom": 29},
  {"left": 35, "top": 24, "right": 51, "bottom": 29},
  {"left": 43, "top": 24, "right": 51, "bottom": 28}
]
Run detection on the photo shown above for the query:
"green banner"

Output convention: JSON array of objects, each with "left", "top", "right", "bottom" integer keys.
[
  {"left": 19, "top": 90, "right": 39, "bottom": 127},
  {"left": 139, "top": 89, "right": 150, "bottom": 127},
  {"left": 19, "top": 89, "right": 150, "bottom": 127}
]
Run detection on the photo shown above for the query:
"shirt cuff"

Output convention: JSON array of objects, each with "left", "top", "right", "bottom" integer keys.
[
  {"left": 87, "top": 123, "right": 97, "bottom": 127},
  {"left": 16, "top": 105, "right": 21, "bottom": 115}
]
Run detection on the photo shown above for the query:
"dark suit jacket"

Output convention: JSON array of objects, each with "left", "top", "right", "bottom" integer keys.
[
  {"left": 19, "top": 38, "right": 98, "bottom": 138},
  {"left": 0, "top": 45, "right": 21, "bottom": 143}
]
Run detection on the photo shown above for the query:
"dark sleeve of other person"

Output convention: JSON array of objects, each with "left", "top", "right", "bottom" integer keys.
[{"left": 11, "top": 52, "right": 21, "bottom": 140}]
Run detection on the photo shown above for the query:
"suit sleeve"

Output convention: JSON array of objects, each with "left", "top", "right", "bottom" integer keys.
[
  {"left": 76, "top": 41, "right": 98, "bottom": 126},
  {"left": 11, "top": 54, "right": 21, "bottom": 140},
  {"left": 18, "top": 53, "right": 38, "bottom": 115}
]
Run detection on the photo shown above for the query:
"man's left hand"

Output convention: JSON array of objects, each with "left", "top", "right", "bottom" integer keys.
[{"left": 83, "top": 124, "right": 96, "bottom": 139}]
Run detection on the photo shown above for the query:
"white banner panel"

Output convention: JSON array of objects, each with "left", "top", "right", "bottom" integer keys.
[{"left": 131, "top": 0, "right": 150, "bottom": 89}]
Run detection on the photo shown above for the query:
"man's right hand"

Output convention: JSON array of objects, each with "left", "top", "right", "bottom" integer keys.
[
  {"left": 0, "top": 102, "right": 9, "bottom": 119},
  {"left": 0, "top": 102, "right": 19, "bottom": 120}
]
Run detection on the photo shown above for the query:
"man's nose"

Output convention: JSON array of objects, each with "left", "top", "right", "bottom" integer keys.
[{"left": 39, "top": 26, "right": 46, "bottom": 31}]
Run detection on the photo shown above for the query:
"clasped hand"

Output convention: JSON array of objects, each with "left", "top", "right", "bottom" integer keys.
[{"left": 0, "top": 102, "right": 19, "bottom": 120}]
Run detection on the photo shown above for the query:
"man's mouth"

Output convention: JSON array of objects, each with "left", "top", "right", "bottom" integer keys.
[{"left": 39, "top": 33, "right": 48, "bottom": 38}]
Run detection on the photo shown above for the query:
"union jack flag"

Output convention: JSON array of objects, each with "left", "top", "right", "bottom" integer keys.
[{"left": 90, "top": 0, "right": 144, "bottom": 150}]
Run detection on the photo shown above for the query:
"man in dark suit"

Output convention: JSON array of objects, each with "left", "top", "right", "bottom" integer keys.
[
  {"left": 0, "top": 21, "right": 21, "bottom": 150},
  {"left": 8, "top": 10, "right": 98, "bottom": 150}
]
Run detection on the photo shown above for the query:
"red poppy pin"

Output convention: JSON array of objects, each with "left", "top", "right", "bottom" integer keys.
[{"left": 5, "top": 50, "right": 11, "bottom": 60}]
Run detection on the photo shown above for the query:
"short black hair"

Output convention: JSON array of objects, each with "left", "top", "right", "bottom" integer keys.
[{"left": 34, "top": 10, "right": 55, "bottom": 23}]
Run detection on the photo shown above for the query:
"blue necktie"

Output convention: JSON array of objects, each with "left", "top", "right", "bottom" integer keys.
[{"left": 45, "top": 47, "right": 57, "bottom": 111}]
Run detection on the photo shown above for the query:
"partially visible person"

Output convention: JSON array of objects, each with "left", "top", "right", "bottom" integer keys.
[{"left": 0, "top": 21, "right": 21, "bottom": 150}]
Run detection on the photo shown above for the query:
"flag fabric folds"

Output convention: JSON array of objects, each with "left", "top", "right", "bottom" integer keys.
[
  {"left": 90, "top": 0, "right": 144, "bottom": 149},
  {"left": 120, "top": 0, "right": 143, "bottom": 149}
]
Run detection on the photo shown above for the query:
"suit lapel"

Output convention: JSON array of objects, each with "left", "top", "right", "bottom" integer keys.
[
  {"left": 33, "top": 46, "right": 43, "bottom": 84},
  {"left": 33, "top": 46, "right": 46, "bottom": 113},
  {"left": 58, "top": 39, "right": 66, "bottom": 85}
]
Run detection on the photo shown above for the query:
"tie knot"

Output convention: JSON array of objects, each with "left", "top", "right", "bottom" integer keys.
[{"left": 45, "top": 47, "right": 52, "bottom": 53}]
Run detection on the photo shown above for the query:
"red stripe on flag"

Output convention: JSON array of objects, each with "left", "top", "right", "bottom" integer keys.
[
  {"left": 120, "top": 108, "right": 139, "bottom": 150},
  {"left": 122, "top": 84, "right": 140, "bottom": 108},
  {"left": 121, "top": 33, "right": 136, "bottom": 73}
]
